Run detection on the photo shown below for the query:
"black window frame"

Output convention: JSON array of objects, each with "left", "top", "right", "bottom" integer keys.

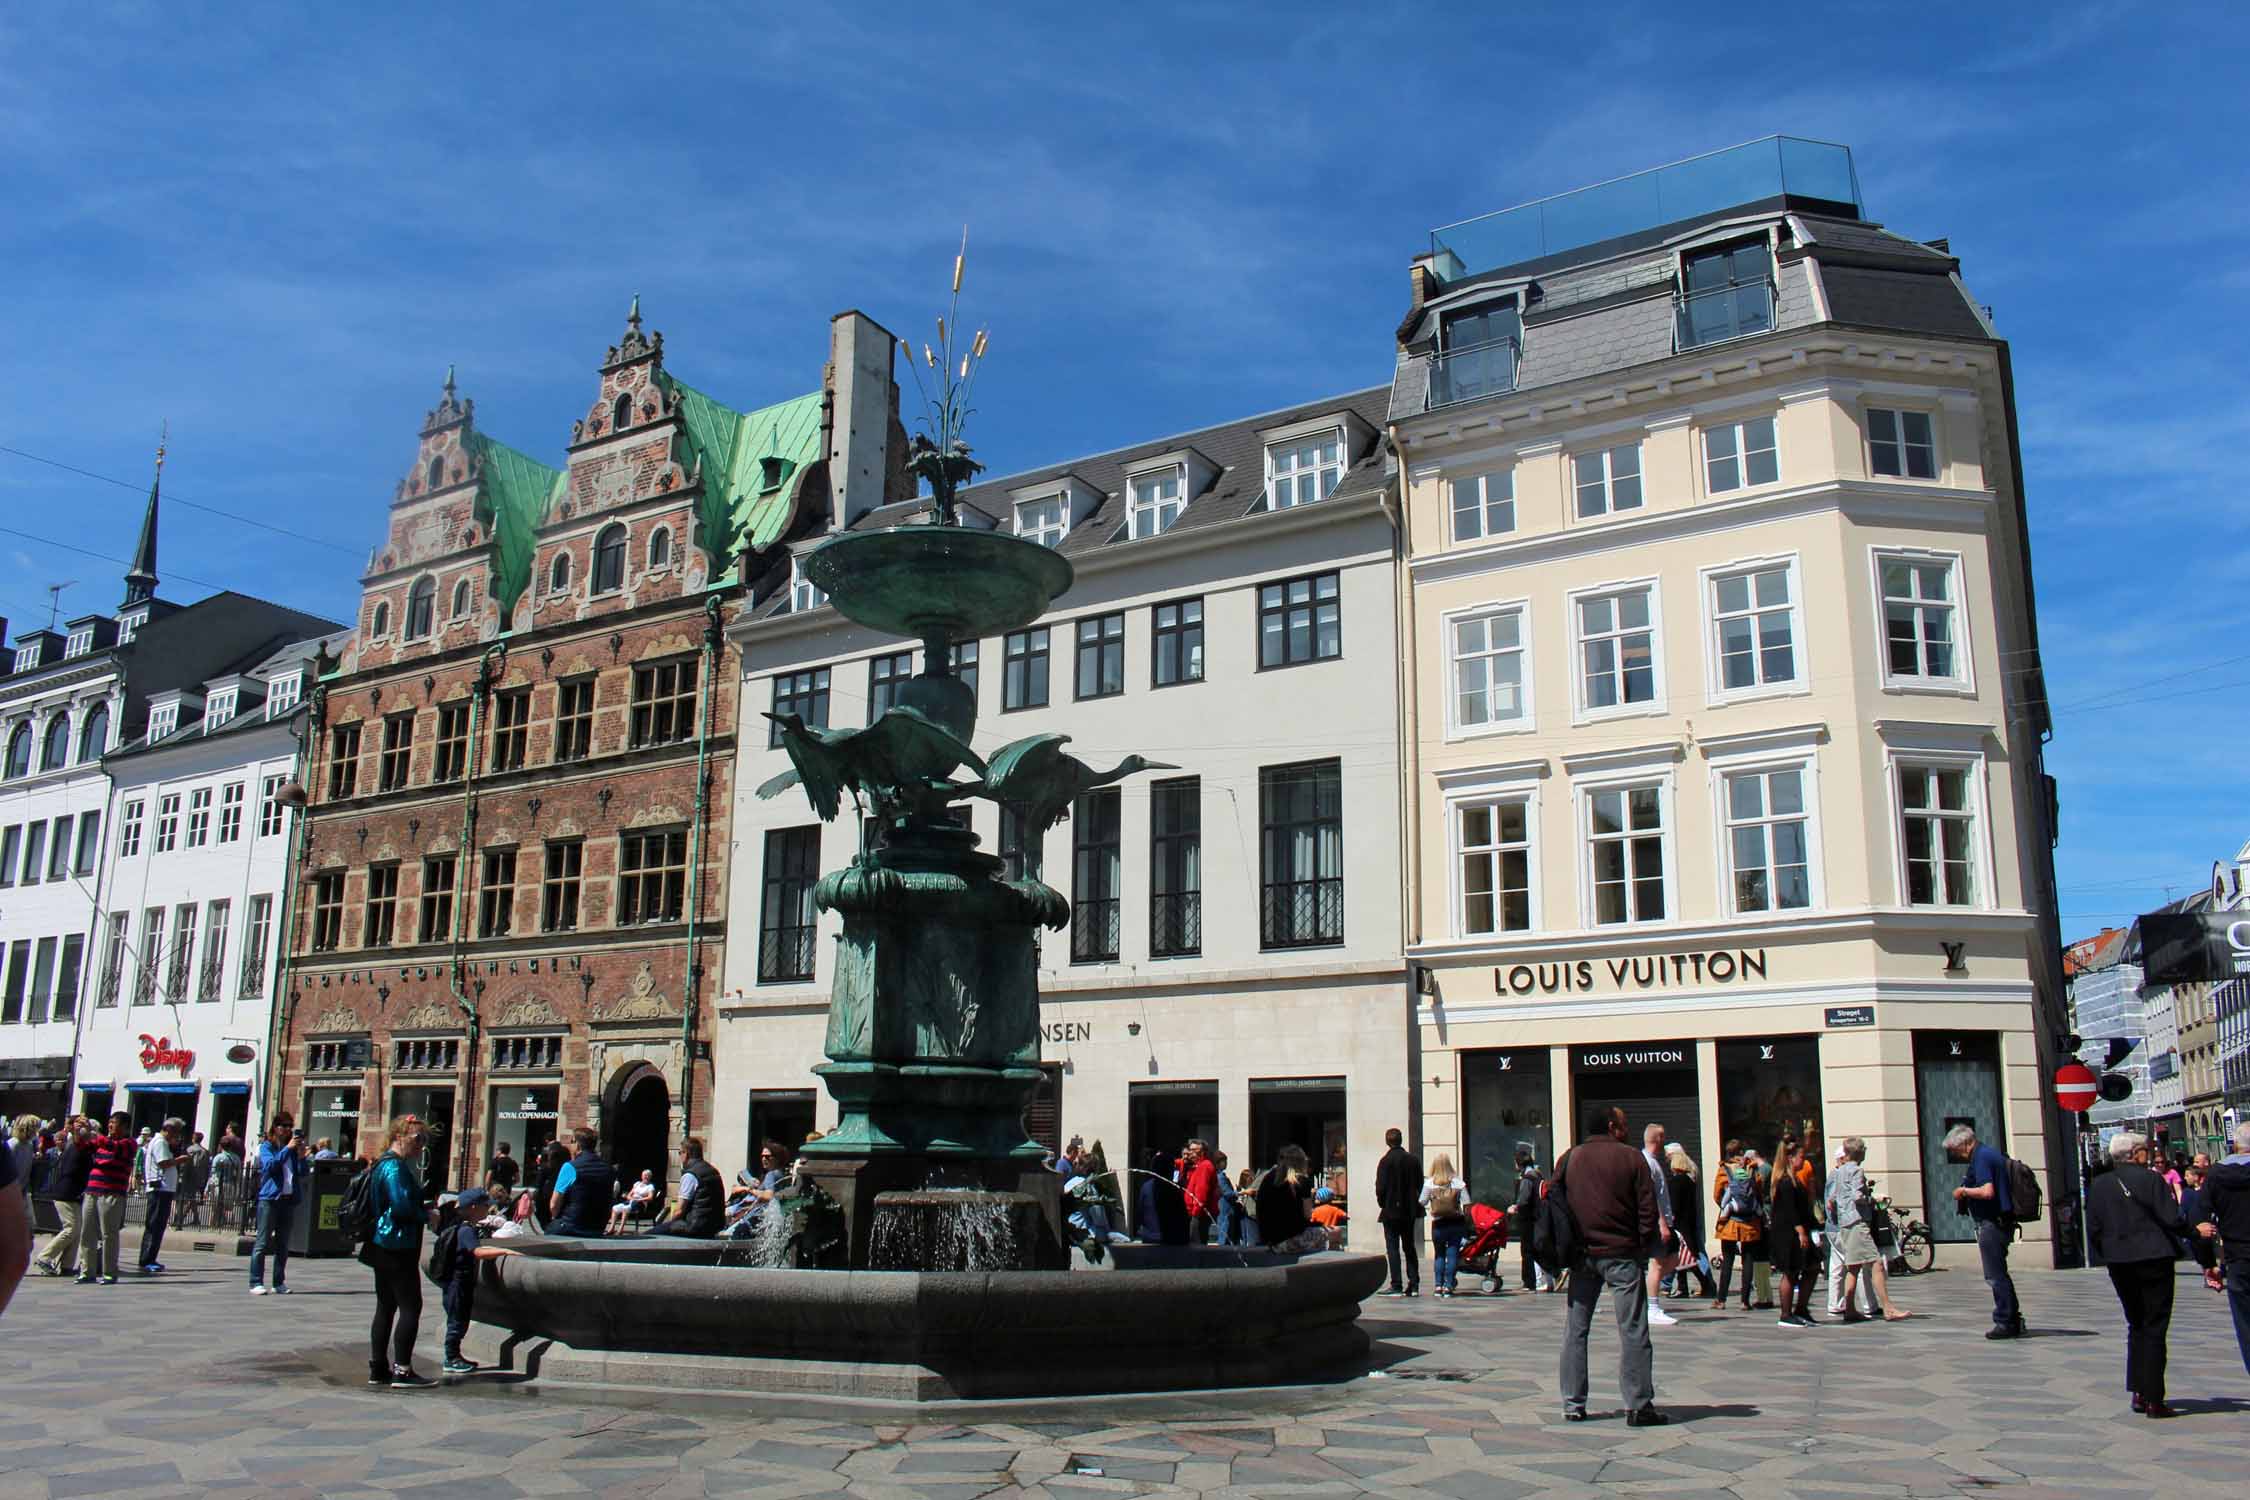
[
  {"left": 1256, "top": 570, "right": 1342, "bottom": 670},
  {"left": 541, "top": 840, "right": 583, "bottom": 933},
  {"left": 999, "top": 802, "right": 1042, "bottom": 884},
  {"left": 1069, "top": 787, "right": 1121, "bottom": 964},
  {"left": 554, "top": 677, "right": 595, "bottom": 763},
  {"left": 419, "top": 854, "right": 458, "bottom": 943},
  {"left": 405, "top": 578, "right": 435, "bottom": 639},
  {"left": 1259, "top": 758, "right": 1344, "bottom": 950},
  {"left": 489, "top": 688, "right": 530, "bottom": 772},
  {"left": 1149, "top": 776, "right": 1201, "bottom": 958},
  {"left": 378, "top": 712, "right": 413, "bottom": 792},
  {"left": 630, "top": 658, "right": 697, "bottom": 748},
  {"left": 363, "top": 863, "right": 400, "bottom": 947},
  {"left": 948, "top": 641, "right": 979, "bottom": 703},
  {"left": 310, "top": 871, "right": 345, "bottom": 953},
  {"left": 1073, "top": 612, "right": 1126, "bottom": 701},
  {"left": 1151, "top": 596, "right": 1205, "bottom": 687},
  {"left": 868, "top": 652, "right": 914, "bottom": 718},
  {"left": 769, "top": 668, "right": 830, "bottom": 746},
  {"left": 433, "top": 701, "right": 470, "bottom": 782},
  {"left": 479, "top": 847, "right": 517, "bottom": 938},
  {"left": 327, "top": 722, "right": 361, "bottom": 799},
  {"left": 1003, "top": 627, "right": 1050, "bottom": 712},
  {"left": 618, "top": 826, "right": 688, "bottom": 926},
  {"left": 758, "top": 826, "right": 821, "bottom": 983},
  {"left": 592, "top": 524, "right": 627, "bottom": 594}
]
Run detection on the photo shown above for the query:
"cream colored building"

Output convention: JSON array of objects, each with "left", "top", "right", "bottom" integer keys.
[
  {"left": 1386, "top": 138, "right": 2068, "bottom": 1254},
  {"left": 715, "top": 387, "right": 1411, "bottom": 1224}
]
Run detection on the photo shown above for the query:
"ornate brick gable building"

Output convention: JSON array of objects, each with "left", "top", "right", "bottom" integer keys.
[{"left": 275, "top": 304, "right": 906, "bottom": 1193}]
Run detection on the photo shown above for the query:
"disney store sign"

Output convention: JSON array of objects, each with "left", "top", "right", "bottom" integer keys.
[{"left": 138, "top": 1034, "right": 196, "bottom": 1076}]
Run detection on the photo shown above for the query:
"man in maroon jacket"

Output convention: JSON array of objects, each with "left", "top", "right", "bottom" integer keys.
[
  {"left": 1178, "top": 1140, "right": 1220, "bottom": 1245},
  {"left": 1554, "top": 1105, "right": 1665, "bottom": 1425}
]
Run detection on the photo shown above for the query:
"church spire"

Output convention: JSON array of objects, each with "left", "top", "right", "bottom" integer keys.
[{"left": 123, "top": 423, "right": 163, "bottom": 606}]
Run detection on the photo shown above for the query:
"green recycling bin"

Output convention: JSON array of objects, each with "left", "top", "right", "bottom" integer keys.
[{"left": 287, "top": 1160, "right": 357, "bottom": 1257}]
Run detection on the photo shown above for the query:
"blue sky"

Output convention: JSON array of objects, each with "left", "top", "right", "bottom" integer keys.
[{"left": 2, "top": 3, "right": 2243, "bottom": 935}]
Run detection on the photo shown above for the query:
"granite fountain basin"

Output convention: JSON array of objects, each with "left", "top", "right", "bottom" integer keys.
[{"left": 464, "top": 1238, "right": 1387, "bottom": 1401}]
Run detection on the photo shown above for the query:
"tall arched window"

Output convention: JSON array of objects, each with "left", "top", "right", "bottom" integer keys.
[
  {"left": 41, "top": 714, "right": 71, "bottom": 771},
  {"left": 77, "top": 703, "right": 110, "bottom": 762},
  {"left": 406, "top": 577, "right": 435, "bottom": 639},
  {"left": 550, "top": 552, "right": 572, "bottom": 593},
  {"left": 371, "top": 601, "right": 389, "bottom": 636},
  {"left": 4, "top": 723, "right": 30, "bottom": 779},
  {"left": 592, "top": 524, "right": 627, "bottom": 593},
  {"left": 451, "top": 579, "right": 471, "bottom": 618},
  {"left": 427, "top": 455, "right": 445, "bottom": 490},
  {"left": 612, "top": 392, "right": 633, "bottom": 432},
  {"left": 648, "top": 527, "right": 672, "bottom": 569}
]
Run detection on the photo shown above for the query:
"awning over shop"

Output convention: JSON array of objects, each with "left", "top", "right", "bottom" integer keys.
[
  {"left": 124, "top": 1082, "right": 198, "bottom": 1095},
  {"left": 208, "top": 1081, "right": 251, "bottom": 1095}
]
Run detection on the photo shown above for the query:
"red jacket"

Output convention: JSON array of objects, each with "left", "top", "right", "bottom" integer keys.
[{"left": 1180, "top": 1157, "right": 1219, "bottom": 1220}]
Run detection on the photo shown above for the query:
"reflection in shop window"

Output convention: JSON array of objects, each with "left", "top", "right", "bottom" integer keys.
[
  {"left": 1460, "top": 1048, "right": 1553, "bottom": 1209},
  {"left": 1715, "top": 1036, "right": 1826, "bottom": 1183}
]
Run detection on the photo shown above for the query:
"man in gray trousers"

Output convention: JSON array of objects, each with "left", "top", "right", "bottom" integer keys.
[{"left": 1554, "top": 1105, "right": 1665, "bottom": 1425}]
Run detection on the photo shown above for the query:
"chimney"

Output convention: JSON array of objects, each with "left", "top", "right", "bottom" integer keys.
[{"left": 827, "top": 310, "right": 902, "bottom": 532}]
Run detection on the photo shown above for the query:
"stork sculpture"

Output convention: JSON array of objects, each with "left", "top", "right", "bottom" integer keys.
[{"left": 970, "top": 733, "right": 1177, "bottom": 832}]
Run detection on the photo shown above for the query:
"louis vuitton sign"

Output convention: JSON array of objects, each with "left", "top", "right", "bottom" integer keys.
[{"left": 1495, "top": 949, "right": 1768, "bottom": 997}]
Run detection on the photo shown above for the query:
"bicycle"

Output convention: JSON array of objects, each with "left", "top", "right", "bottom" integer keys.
[{"left": 1871, "top": 1191, "right": 1936, "bottom": 1275}]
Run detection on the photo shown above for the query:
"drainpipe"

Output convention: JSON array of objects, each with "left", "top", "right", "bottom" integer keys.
[
  {"left": 448, "top": 641, "right": 506, "bottom": 1190},
  {"left": 261, "top": 685, "right": 324, "bottom": 1161},
  {"left": 1384, "top": 422, "right": 1426, "bottom": 1154},
  {"left": 676, "top": 593, "right": 724, "bottom": 1152}
]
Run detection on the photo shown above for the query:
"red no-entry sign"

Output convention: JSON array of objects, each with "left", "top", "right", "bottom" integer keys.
[{"left": 2054, "top": 1061, "right": 2098, "bottom": 1112}]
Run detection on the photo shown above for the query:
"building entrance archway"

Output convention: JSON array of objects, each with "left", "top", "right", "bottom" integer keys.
[{"left": 602, "top": 1062, "right": 671, "bottom": 1191}]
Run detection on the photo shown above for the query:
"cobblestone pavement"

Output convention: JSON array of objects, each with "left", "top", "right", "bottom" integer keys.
[{"left": 4, "top": 1239, "right": 2245, "bottom": 1498}]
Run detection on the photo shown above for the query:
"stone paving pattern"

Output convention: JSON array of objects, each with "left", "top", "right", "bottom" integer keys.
[{"left": 3, "top": 1241, "right": 2246, "bottom": 1498}]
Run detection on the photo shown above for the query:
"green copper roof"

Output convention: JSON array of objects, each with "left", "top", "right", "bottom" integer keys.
[
  {"left": 469, "top": 431, "right": 565, "bottom": 622},
  {"left": 662, "top": 376, "right": 825, "bottom": 565}
]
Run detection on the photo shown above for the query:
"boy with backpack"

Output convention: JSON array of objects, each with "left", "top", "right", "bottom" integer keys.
[{"left": 425, "top": 1186, "right": 518, "bottom": 1374}]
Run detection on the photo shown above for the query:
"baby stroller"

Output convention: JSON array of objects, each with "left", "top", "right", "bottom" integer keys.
[{"left": 1458, "top": 1201, "right": 1512, "bottom": 1294}]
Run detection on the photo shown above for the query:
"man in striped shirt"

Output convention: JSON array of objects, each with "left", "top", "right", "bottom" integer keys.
[{"left": 80, "top": 1114, "right": 135, "bottom": 1285}]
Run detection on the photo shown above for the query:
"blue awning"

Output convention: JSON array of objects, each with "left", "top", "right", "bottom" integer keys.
[
  {"left": 208, "top": 1081, "right": 251, "bottom": 1095},
  {"left": 78, "top": 1082, "right": 112, "bottom": 1094},
  {"left": 124, "top": 1082, "right": 199, "bottom": 1095}
]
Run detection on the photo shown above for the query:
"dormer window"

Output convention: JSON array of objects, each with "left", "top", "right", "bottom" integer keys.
[
  {"left": 787, "top": 556, "right": 826, "bottom": 614},
  {"left": 1430, "top": 299, "right": 1521, "bottom": 408},
  {"left": 148, "top": 704, "right": 178, "bottom": 742},
  {"left": 118, "top": 609, "right": 146, "bottom": 643},
  {"left": 1127, "top": 467, "right": 1184, "bottom": 540},
  {"left": 205, "top": 690, "right": 237, "bottom": 730},
  {"left": 66, "top": 629, "right": 92, "bottom": 658},
  {"left": 1676, "top": 238, "right": 1775, "bottom": 350},
  {"left": 1266, "top": 431, "right": 1343, "bottom": 510},
  {"left": 11, "top": 645, "right": 36, "bottom": 673},
  {"left": 427, "top": 455, "right": 446, "bottom": 490},
  {"left": 265, "top": 673, "right": 302, "bottom": 720},
  {"left": 1013, "top": 496, "right": 1066, "bottom": 549},
  {"left": 593, "top": 524, "right": 627, "bottom": 594},
  {"left": 405, "top": 578, "right": 435, "bottom": 638}
]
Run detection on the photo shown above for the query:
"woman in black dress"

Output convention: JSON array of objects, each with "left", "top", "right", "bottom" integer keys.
[
  {"left": 1766, "top": 1135, "right": 1819, "bottom": 1327},
  {"left": 532, "top": 1139, "right": 569, "bottom": 1232}
]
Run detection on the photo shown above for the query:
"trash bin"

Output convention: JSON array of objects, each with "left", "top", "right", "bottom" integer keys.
[{"left": 287, "top": 1160, "right": 357, "bottom": 1257}]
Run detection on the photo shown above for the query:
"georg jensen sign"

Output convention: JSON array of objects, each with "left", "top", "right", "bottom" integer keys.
[{"left": 1495, "top": 949, "right": 1769, "bottom": 997}]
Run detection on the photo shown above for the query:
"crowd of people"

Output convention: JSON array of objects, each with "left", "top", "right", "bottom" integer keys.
[{"left": 1045, "top": 1134, "right": 1348, "bottom": 1256}]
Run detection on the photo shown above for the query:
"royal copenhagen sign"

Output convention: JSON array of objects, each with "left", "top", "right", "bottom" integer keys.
[
  {"left": 1495, "top": 948, "right": 1769, "bottom": 997},
  {"left": 137, "top": 1035, "right": 196, "bottom": 1076}
]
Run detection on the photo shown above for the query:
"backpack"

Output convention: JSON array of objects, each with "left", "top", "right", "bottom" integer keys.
[
  {"left": 1529, "top": 1155, "right": 1582, "bottom": 1274},
  {"left": 337, "top": 1158, "right": 383, "bottom": 1243},
  {"left": 1719, "top": 1169, "right": 1759, "bottom": 1221},
  {"left": 1238, "top": 1169, "right": 1268, "bottom": 1221},
  {"left": 1428, "top": 1183, "right": 1462, "bottom": 1219},
  {"left": 423, "top": 1221, "right": 459, "bottom": 1285},
  {"left": 2004, "top": 1157, "right": 2043, "bottom": 1223}
]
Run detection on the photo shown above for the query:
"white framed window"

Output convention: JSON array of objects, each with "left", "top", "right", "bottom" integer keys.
[
  {"left": 1573, "top": 441, "right": 1643, "bottom": 519},
  {"left": 1874, "top": 550, "right": 1968, "bottom": 688},
  {"left": 14, "top": 644, "right": 39, "bottom": 672},
  {"left": 1266, "top": 431, "right": 1342, "bottom": 510},
  {"left": 66, "top": 629, "right": 92, "bottom": 658},
  {"left": 218, "top": 781, "right": 245, "bottom": 843},
  {"left": 1867, "top": 407, "right": 1937, "bottom": 479},
  {"left": 1449, "top": 469, "right": 1516, "bottom": 543},
  {"left": 258, "top": 774, "right": 286, "bottom": 838},
  {"left": 1703, "top": 415, "right": 1778, "bottom": 494},
  {"left": 1456, "top": 797, "right": 1533, "bottom": 936},
  {"left": 185, "top": 787, "right": 212, "bottom": 848},
  {"left": 1896, "top": 759, "right": 1981, "bottom": 907},
  {"left": 1014, "top": 495, "right": 1066, "bottom": 548},
  {"left": 1721, "top": 765, "right": 1813, "bottom": 914},
  {"left": 265, "top": 672, "right": 302, "bottom": 719},
  {"left": 1446, "top": 603, "right": 1531, "bottom": 735},
  {"left": 119, "top": 800, "right": 144, "bottom": 859},
  {"left": 154, "top": 793, "right": 180, "bottom": 854},
  {"left": 787, "top": 556, "right": 826, "bottom": 614},
  {"left": 1583, "top": 780, "right": 1669, "bottom": 925},
  {"left": 205, "top": 689, "right": 237, "bottom": 729},
  {"left": 118, "top": 610, "right": 145, "bottom": 643},
  {"left": 1127, "top": 466, "right": 1184, "bottom": 539},
  {"left": 1704, "top": 559, "right": 1801, "bottom": 699},
  {"left": 147, "top": 704, "right": 178, "bottom": 741},
  {"left": 1572, "top": 582, "right": 1662, "bottom": 718}
]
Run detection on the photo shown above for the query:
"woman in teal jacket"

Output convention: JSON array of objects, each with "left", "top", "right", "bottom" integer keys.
[{"left": 361, "top": 1116, "right": 433, "bottom": 1388}]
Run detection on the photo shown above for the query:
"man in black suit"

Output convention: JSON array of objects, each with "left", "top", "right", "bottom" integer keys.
[
  {"left": 1373, "top": 1127, "right": 1422, "bottom": 1298},
  {"left": 2086, "top": 1130, "right": 2190, "bottom": 1418}
]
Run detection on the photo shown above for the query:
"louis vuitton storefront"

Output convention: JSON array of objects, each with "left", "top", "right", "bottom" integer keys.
[{"left": 1416, "top": 919, "right": 2059, "bottom": 1244}]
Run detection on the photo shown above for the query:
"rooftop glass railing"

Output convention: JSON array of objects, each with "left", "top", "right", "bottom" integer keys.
[{"left": 1429, "top": 136, "right": 1860, "bottom": 283}]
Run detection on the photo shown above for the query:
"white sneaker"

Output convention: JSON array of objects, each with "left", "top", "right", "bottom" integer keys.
[
  {"left": 1648, "top": 1306, "right": 1678, "bottom": 1326},
  {"left": 250, "top": 1286, "right": 267, "bottom": 1296}
]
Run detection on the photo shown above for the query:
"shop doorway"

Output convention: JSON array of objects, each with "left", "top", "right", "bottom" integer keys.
[
  {"left": 1914, "top": 1032, "right": 2004, "bottom": 1244},
  {"left": 1248, "top": 1077, "right": 1348, "bottom": 1196},
  {"left": 305, "top": 1086, "right": 362, "bottom": 1161},
  {"left": 1127, "top": 1081, "right": 1216, "bottom": 1237},
  {"left": 488, "top": 1084, "right": 560, "bottom": 1186},
  {"left": 1460, "top": 1049, "right": 1553, "bottom": 1210},
  {"left": 79, "top": 1086, "right": 114, "bottom": 1125},
  {"left": 1570, "top": 1041, "right": 1701, "bottom": 1179},
  {"left": 747, "top": 1089, "right": 816, "bottom": 1169},
  {"left": 603, "top": 1063, "right": 671, "bottom": 1190},
  {"left": 209, "top": 1088, "right": 251, "bottom": 1148},
  {"left": 1716, "top": 1036, "right": 1826, "bottom": 1184},
  {"left": 389, "top": 1085, "right": 456, "bottom": 1194},
  {"left": 126, "top": 1084, "right": 198, "bottom": 1137}
]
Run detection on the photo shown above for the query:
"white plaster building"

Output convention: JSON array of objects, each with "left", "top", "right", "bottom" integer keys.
[
  {"left": 73, "top": 631, "right": 343, "bottom": 1142},
  {"left": 714, "top": 386, "right": 1411, "bottom": 1220}
]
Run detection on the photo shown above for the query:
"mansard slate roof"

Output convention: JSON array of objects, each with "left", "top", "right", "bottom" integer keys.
[
  {"left": 108, "top": 627, "right": 353, "bottom": 760},
  {"left": 1387, "top": 210, "right": 1994, "bottom": 424}
]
